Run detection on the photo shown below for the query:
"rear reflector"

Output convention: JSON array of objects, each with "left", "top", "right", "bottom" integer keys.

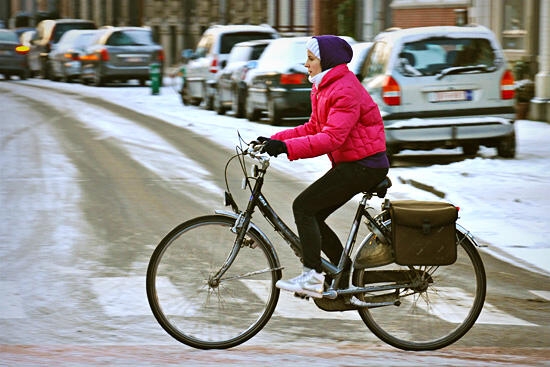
[
  {"left": 157, "top": 49, "right": 165, "bottom": 62},
  {"left": 382, "top": 76, "right": 401, "bottom": 105},
  {"left": 501, "top": 70, "right": 515, "bottom": 99},
  {"left": 280, "top": 73, "right": 307, "bottom": 84},
  {"left": 209, "top": 58, "right": 218, "bottom": 73},
  {"left": 100, "top": 48, "right": 109, "bottom": 61}
]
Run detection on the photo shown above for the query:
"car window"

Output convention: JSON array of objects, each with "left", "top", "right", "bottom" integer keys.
[
  {"left": 74, "top": 33, "right": 97, "bottom": 48},
  {"left": 361, "top": 41, "right": 391, "bottom": 78},
  {"left": 57, "top": 31, "right": 79, "bottom": 46},
  {"left": 227, "top": 45, "right": 251, "bottom": 64},
  {"left": 52, "top": 23, "right": 95, "bottom": 43},
  {"left": 106, "top": 30, "right": 154, "bottom": 46},
  {"left": 398, "top": 37, "right": 496, "bottom": 76},
  {"left": 257, "top": 40, "right": 307, "bottom": 70},
  {"left": 219, "top": 32, "right": 276, "bottom": 54},
  {"left": 196, "top": 33, "right": 214, "bottom": 57},
  {"left": 0, "top": 31, "right": 18, "bottom": 42},
  {"left": 250, "top": 44, "right": 268, "bottom": 60}
]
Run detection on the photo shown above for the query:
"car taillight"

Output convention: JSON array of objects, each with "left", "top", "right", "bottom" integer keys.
[
  {"left": 15, "top": 45, "right": 29, "bottom": 54},
  {"left": 501, "top": 69, "right": 515, "bottom": 100},
  {"left": 382, "top": 76, "right": 401, "bottom": 105},
  {"left": 156, "top": 49, "right": 165, "bottom": 62},
  {"left": 209, "top": 58, "right": 218, "bottom": 73},
  {"left": 80, "top": 54, "right": 99, "bottom": 61},
  {"left": 100, "top": 48, "right": 109, "bottom": 61},
  {"left": 280, "top": 73, "right": 307, "bottom": 84},
  {"left": 64, "top": 53, "right": 80, "bottom": 61}
]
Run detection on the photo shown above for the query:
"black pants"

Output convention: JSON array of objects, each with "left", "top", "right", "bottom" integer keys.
[{"left": 292, "top": 162, "right": 389, "bottom": 273}]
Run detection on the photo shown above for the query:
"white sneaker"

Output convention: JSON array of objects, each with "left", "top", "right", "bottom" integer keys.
[{"left": 276, "top": 269, "right": 325, "bottom": 298}]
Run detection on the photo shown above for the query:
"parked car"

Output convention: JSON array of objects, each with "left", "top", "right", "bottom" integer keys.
[
  {"left": 48, "top": 29, "right": 101, "bottom": 82},
  {"left": 0, "top": 29, "right": 29, "bottom": 80},
  {"left": 80, "top": 27, "right": 164, "bottom": 87},
  {"left": 348, "top": 41, "right": 372, "bottom": 79},
  {"left": 213, "top": 39, "right": 273, "bottom": 116},
  {"left": 245, "top": 37, "right": 312, "bottom": 125},
  {"left": 181, "top": 24, "right": 279, "bottom": 108},
  {"left": 28, "top": 19, "right": 97, "bottom": 78},
  {"left": 359, "top": 25, "right": 516, "bottom": 160}
]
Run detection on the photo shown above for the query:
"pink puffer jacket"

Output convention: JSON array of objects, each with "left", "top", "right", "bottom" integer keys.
[{"left": 271, "top": 64, "right": 386, "bottom": 165}]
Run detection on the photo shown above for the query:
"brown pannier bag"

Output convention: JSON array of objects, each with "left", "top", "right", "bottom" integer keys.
[{"left": 390, "top": 200, "right": 458, "bottom": 266}]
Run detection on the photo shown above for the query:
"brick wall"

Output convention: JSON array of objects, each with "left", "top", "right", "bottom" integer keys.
[{"left": 392, "top": 7, "right": 466, "bottom": 28}]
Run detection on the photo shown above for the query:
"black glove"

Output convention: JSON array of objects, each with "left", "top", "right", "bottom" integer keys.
[
  {"left": 261, "top": 139, "right": 287, "bottom": 157},
  {"left": 256, "top": 136, "right": 270, "bottom": 143}
]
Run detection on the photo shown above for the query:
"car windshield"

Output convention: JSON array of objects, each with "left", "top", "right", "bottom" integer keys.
[
  {"left": 53, "top": 23, "right": 96, "bottom": 43},
  {"left": 0, "top": 31, "right": 18, "bottom": 42},
  {"left": 219, "top": 32, "right": 275, "bottom": 54},
  {"left": 257, "top": 39, "right": 307, "bottom": 71},
  {"left": 397, "top": 37, "right": 496, "bottom": 77},
  {"left": 106, "top": 30, "right": 154, "bottom": 46}
]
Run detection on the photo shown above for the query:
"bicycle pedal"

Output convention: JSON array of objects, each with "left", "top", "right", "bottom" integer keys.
[{"left": 293, "top": 292, "right": 310, "bottom": 300}]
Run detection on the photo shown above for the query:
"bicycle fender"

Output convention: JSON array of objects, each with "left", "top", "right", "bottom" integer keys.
[
  {"left": 457, "top": 223, "right": 487, "bottom": 248},
  {"left": 215, "top": 210, "right": 282, "bottom": 267}
]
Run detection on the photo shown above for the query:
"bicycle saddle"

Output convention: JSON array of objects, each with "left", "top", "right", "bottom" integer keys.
[{"left": 366, "top": 177, "right": 392, "bottom": 198}]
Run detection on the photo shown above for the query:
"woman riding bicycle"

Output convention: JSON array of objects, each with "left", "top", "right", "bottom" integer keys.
[{"left": 259, "top": 35, "right": 389, "bottom": 298}]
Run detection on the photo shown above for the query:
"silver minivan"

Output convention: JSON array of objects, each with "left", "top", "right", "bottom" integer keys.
[{"left": 360, "top": 25, "right": 516, "bottom": 160}]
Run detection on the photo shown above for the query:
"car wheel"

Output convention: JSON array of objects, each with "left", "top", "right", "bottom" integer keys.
[
  {"left": 232, "top": 87, "right": 245, "bottom": 118},
  {"left": 203, "top": 86, "right": 214, "bottom": 110},
  {"left": 462, "top": 144, "right": 479, "bottom": 156},
  {"left": 214, "top": 90, "right": 226, "bottom": 115},
  {"left": 497, "top": 133, "right": 516, "bottom": 158},
  {"left": 40, "top": 58, "right": 51, "bottom": 79},
  {"left": 246, "top": 94, "right": 261, "bottom": 121},
  {"left": 93, "top": 65, "right": 104, "bottom": 87},
  {"left": 4, "top": 74, "right": 11, "bottom": 80},
  {"left": 19, "top": 69, "right": 28, "bottom": 80},
  {"left": 267, "top": 96, "right": 283, "bottom": 126},
  {"left": 139, "top": 78, "right": 147, "bottom": 86}
]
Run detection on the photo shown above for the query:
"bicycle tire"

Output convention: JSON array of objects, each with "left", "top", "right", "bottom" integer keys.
[
  {"left": 353, "top": 226, "right": 486, "bottom": 350},
  {"left": 146, "top": 215, "right": 281, "bottom": 349}
]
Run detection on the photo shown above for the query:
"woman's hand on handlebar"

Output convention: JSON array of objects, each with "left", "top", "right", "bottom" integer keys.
[{"left": 261, "top": 139, "right": 287, "bottom": 157}]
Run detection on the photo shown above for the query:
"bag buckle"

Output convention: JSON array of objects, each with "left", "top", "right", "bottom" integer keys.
[{"left": 422, "top": 219, "right": 431, "bottom": 235}]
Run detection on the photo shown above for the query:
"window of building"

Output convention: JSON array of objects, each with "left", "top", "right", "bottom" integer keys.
[{"left": 502, "top": 0, "right": 526, "bottom": 50}]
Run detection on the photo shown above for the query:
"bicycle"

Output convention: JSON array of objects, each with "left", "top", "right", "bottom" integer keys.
[{"left": 146, "top": 139, "right": 486, "bottom": 351}]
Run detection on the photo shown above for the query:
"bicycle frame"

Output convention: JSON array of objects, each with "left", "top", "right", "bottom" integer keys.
[{"left": 211, "top": 148, "right": 408, "bottom": 302}]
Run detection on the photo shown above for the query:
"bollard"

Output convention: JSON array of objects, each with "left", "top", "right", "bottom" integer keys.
[{"left": 150, "top": 63, "right": 161, "bottom": 95}]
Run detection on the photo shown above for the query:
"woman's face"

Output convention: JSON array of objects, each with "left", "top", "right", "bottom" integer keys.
[{"left": 305, "top": 50, "right": 322, "bottom": 77}]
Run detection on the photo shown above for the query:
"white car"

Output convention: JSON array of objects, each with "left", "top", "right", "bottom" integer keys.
[
  {"left": 180, "top": 24, "right": 279, "bottom": 109},
  {"left": 360, "top": 25, "right": 516, "bottom": 161}
]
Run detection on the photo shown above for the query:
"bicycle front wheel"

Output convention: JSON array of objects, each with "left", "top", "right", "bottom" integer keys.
[
  {"left": 146, "top": 215, "right": 281, "bottom": 349},
  {"left": 353, "top": 228, "right": 486, "bottom": 350}
]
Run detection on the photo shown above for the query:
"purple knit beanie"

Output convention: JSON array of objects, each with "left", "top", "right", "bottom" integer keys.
[{"left": 313, "top": 35, "right": 353, "bottom": 71}]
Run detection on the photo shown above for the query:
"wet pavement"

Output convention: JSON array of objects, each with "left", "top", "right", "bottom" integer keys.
[{"left": 1, "top": 82, "right": 549, "bottom": 366}]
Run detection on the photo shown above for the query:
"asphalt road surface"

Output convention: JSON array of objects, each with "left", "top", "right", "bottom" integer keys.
[{"left": 1, "top": 81, "right": 549, "bottom": 366}]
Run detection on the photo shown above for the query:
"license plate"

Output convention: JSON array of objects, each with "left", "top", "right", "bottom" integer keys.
[
  {"left": 429, "top": 90, "right": 472, "bottom": 103},
  {"left": 126, "top": 57, "right": 144, "bottom": 62},
  {"left": 0, "top": 50, "right": 12, "bottom": 56}
]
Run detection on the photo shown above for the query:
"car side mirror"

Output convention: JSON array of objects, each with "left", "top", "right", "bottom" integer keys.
[{"left": 181, "top": 49, "right": 194, "bottom": 61}]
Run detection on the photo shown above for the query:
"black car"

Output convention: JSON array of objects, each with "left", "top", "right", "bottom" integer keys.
[
  {"left": 0, "top": 29, "right": 29, "bottom": 80},
  {"left": 245, "top": 37, "right": 312, "bottom": 125},
  {"left": 213, "top": 39, "right": 273, "bottom": 117}
]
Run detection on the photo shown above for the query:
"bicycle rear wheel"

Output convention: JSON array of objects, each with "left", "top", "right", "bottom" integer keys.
[
  {"left": 353, "top": 227, "right": 486, "bottom": 350},
  {"left": 146, "top": 215, "right": 281, "bottom": 349}
]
